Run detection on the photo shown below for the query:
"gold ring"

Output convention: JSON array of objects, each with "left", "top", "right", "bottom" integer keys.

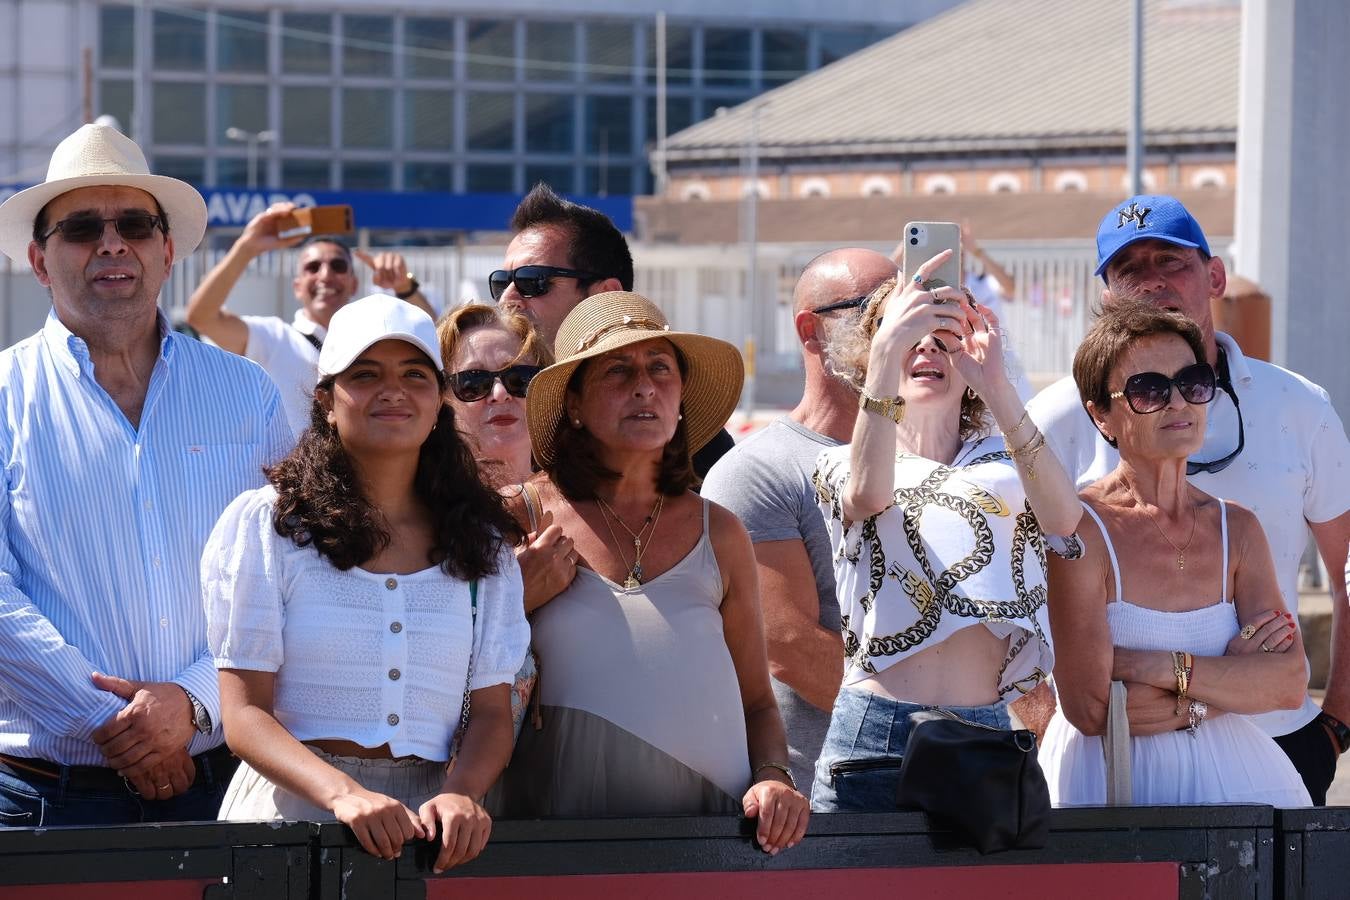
[
  {"left": 158, "top": 783, "right": 171, "bottom": 790},
  {"left": 1240, "top": 624, "right": 1257, "bottom": 640}
]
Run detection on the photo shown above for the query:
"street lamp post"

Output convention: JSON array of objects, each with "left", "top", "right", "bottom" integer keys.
[{"left": 225, "top": 126, "right": 276, "bottom": 190}]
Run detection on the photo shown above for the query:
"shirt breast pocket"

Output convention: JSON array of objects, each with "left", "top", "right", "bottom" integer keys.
[{"left": 182, "top": 443, "right": 267, "bottom": 534}]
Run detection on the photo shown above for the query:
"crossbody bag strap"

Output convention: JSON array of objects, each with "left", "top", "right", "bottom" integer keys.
[
  {"left": 519, "top": 481, "right": 541, "bottom": 533},
  {"left": 451, "top": 580, "right": 479, "bottom": 758}
]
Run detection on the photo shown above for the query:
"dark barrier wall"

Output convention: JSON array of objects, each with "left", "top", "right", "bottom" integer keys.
[{"left": 0, "top": 807, "right": 1300, "bottom": 899}]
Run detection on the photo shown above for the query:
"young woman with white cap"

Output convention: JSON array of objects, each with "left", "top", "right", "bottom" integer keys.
[{"left": 203, "top": 295, "right": 528, "bottom": 872}]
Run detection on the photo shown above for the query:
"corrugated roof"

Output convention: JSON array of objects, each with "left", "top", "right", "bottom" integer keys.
[{"left": 664, "top": 0, "right": 1239, "bottom": 161}]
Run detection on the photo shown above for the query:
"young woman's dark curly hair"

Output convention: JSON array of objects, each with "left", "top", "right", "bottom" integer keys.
[{"left": 267, "top": 373, "right": 524, "bottom": 579}]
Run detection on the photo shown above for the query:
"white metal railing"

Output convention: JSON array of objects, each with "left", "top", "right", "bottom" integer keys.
[{"left": 0, "top": 239, "right": 1233, "bottom": 391}]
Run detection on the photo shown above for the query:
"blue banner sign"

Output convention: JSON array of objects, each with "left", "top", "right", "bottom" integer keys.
[{"left": 0, "top": 185, "right": 633, "bottom": 233}]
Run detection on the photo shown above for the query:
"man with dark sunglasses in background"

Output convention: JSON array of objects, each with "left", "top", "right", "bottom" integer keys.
[
  {"left": 0, "top": 124, "right": 290, "bottom": 825},
  {"left": 1028, "top": 194, "right": 1350, "bottom": 804},
  {"left": 186, "top": 203, "right": 434, "bottom": 437},
  {"left": 498, "top": 182, "right": 735, "bottom": 478}
]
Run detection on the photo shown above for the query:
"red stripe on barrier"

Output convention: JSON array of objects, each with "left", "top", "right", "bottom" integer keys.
[
  {"left": 0, "top": 879, "right": 222, "bottom": 899},
  {"left": 425, "top": 862, "right": 1178, "bottom": 899}
]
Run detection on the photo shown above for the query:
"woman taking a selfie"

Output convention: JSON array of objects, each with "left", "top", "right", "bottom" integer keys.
[{"left": 811, "top": 251, "right": 1081, "bottom": 811}]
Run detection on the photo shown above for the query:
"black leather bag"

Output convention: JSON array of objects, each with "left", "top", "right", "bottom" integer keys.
[{"left": 896, "top": 708, "right": 1051, "bottom": 854}]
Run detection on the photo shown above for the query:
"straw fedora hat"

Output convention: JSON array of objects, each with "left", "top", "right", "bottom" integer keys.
[
  {"left": 526, "top": 291, "right": 744, "bottom": 467},
  {"left": 0, "top": 123, "right": 207, "bottom": 262}
]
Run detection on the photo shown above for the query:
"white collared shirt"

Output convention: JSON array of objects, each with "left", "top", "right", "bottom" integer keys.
[{"left": 0, "top": 311, "right": 291, "bottom": 764}]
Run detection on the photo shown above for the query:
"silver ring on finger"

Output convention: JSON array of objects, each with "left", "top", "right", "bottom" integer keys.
[
  {"left": 1261, "top": 643, "right": 1273, "bottom": 652},
  {"left": 931, "top": 291, "right": 946, "bottom": 305}
]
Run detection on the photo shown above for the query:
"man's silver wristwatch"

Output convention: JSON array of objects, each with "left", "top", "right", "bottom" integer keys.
[{"left": 183, "top": 688, "right": 212, "bottom": 734}]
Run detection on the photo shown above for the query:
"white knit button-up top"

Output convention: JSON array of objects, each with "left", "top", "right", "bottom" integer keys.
[{"left": 202, "top": 486, "right": 528, "bottom": 761}]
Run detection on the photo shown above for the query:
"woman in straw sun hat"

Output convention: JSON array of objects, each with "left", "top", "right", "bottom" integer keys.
[{"left": 491, "top": 291, "right": 809, "bottom": 855}]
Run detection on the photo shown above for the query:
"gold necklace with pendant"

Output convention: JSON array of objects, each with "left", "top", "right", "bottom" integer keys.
[
  {"left": 596, "top": 494, "right": 664, "bottom": 588},
  {"left": 1132, "top": 490, "right": 1198, "bottom": 570}
]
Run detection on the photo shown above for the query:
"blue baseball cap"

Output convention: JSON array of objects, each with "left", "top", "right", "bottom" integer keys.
[{"left": 1094, "top": 194, "right": 1212, "bottom": 277}]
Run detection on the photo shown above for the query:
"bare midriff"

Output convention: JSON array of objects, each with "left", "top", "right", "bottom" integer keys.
[
  {"left": 854, "top": 624, "right": 1010, "bottom": 707},
  {"left": 304, "top": 739, "right": 426, "bottom": 761}
]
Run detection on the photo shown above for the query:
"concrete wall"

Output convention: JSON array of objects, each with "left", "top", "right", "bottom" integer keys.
[{"left": 1235, "top": 0, "right": 1350, "bottom": 427}]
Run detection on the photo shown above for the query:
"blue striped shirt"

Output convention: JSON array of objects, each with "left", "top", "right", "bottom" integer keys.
[{"left": 0, "top": 311, "right": 292, "bottom": 765}]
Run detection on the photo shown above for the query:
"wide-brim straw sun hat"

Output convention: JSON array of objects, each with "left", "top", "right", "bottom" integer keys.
[
  {"left": 0, "top": 123, "right": 208, "bottom": 263},
  {"left": 527, "top": 291, "right": 744, "bottom": 467}
]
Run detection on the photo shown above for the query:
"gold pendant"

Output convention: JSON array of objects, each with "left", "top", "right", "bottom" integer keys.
[
  {"left": 1177, "top": 552, "right": 1185, "bottom": 570},
  {"left": 623, "top": 575, "right": 640, "bottom": 589}
]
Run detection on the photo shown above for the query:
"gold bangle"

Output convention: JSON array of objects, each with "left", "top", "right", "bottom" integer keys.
[
  {"left": 1001, "top": 409, "right": 1032, "bottom": 441},
  {"left": 753, "top": 761, "right": 797, "bottom": 790}
]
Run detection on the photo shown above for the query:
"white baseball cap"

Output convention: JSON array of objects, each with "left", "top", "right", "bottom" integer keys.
[{"left": 317, "top": 294, "right": 443, "bottom": 380}]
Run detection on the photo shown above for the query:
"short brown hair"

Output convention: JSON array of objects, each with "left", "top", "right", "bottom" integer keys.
[
  {"left": 544, "top": 349, "right": 697, "bottom": 501},
  {"left": 437, "top": 303, "right": 555, "bottom": 372},
  {"left": 1072, "top": 298, "right": 1207, "bottom": 445}
]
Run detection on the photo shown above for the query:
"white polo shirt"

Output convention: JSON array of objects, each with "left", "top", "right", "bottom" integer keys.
[
  {"left": 242, "top": 310, "right": 323, "bottom": 439},
  {"left": 1028, "top": 331, "right": 1350, "bottom": 737}
]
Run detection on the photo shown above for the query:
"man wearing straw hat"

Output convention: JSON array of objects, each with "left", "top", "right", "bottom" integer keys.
[{"left": 0, "top": 124, "right": 290, "bottom": 824}]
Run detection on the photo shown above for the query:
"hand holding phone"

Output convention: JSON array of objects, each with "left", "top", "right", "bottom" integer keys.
[{"left": 275, "top": 204, "right": 355, "bottom": 240}]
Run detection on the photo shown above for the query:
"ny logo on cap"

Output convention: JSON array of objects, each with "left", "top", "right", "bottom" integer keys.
[{"left": 1117, "top": 202, "right": 1152, "bottom": 230}]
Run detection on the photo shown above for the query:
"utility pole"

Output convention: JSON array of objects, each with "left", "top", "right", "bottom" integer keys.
[{"left": 1126, "top": 0, "right": 1144, "bottom": 195}]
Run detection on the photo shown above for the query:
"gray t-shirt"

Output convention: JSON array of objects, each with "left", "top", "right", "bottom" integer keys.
[{"left": 701, "top": 417, "right": 841, "bottom": 788}]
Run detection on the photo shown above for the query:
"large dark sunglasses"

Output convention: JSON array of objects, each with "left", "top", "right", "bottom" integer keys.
[
  {"left": 488, "top": 265, "right": 602, "bottom": 301},
  {"left": 449, "top": 365, "right": 542, "bottom": 402},
  {"left": 41, "top": 213, "right": 166, "bottom": 244},
  {"left": 811, "top": 294, "right": 868, "bottom": 315},
  {"left": 1109, "top": 361, "right": 1216, "bottom": 415},
  {"left": 1186, "top": 347, "right": 1243, "bottom": 476},
  {"left": 301, "top": 257, "right": 350, "bottom": 275}
]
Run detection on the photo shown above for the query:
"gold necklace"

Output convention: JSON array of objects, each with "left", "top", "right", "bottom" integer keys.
[
  {"left": 595, "top": 495, "right": 664, "bottom": 588},
  {"left": 1132, "top": 491, "right": 1198, "bottom": 570}
]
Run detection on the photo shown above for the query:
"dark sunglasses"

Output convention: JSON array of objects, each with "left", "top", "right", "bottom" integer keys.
[
  {"left": 488, "top": 265, "right": 602, "bottom": 301},
  {"left": 1109, "top": 361, "right": 1216, "bottom": 415},
  {"left": 301, "top": 257, "right": 351, "bottom": 275},
  {"left": 449, "top": 365, "right": 542, "bottom": 402},
  {"left": 1186, "top": 348, "right": 1243, "bottom": 476},
  {"left": 41, "top": 213, "right": 166, "bottom": 244},
  {"left": 811, "top": 294, "right": 868, "bottom": 315}
]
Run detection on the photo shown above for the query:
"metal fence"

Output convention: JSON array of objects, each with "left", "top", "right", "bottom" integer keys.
[{"left": 0, "top": 239, "right": 1233, "bottom": 403}]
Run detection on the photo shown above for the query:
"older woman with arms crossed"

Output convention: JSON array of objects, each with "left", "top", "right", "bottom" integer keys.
[
  {"left": 1041, "top": 300, "right": 1309, "bottom": 806},
  {"left": 811, "top": 251, "right": 1081, "bottom": 811},
  {"left": 493, "top": 293, "right": 809, "bottom": 854},
  {"left": 205, "top": 296, "right": 530, "bottom": 868}
]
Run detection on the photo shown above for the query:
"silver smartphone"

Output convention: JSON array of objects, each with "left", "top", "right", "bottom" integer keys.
[{"left": 902, "top": 221, "right": 962, "bottom": 290}]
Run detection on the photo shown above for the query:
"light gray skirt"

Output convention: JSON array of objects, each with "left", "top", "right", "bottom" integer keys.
[{"left": 218, "top": 745, "right": 447, "bottom": 822}]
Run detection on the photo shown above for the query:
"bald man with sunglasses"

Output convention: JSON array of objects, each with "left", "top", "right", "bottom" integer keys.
[
  {"left": 187, "top": 203, "right": 434, "bottom": 436},
  {"left": 1027, "top": 194, "right": 1350, "bottom": 804}
]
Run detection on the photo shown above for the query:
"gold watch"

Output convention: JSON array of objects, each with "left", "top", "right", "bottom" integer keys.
[{"left": 859, "top": 390, "right": 906, "bottom": 423}]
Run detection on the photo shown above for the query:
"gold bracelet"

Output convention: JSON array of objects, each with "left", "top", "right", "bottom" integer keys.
[
  {"left": 859, "top": 390, "right": 906, "bottom": 424},
  {"left": 1001, "top": 409, "right": 1032, "bottom": 442},
  {"left": 1172, "top": 650, "right": 1190, "bottom": 715},
  {"left": 753, "top": 761, "right": 797, "bottom": 790},
  {"left": 1009, "top": 429, "right": 1045, "bottom": 480}
]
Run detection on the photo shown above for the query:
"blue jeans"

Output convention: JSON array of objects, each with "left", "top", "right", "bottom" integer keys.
[
  {"left": 811, "top": 686, "right": 1009, "bottom": 812},
  {"left": 0, "top": 747, "right": 237, "bottom": 827}
]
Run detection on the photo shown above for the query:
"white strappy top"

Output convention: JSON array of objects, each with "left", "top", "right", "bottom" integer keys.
[{"left": 1080, "top": 500, "right": 1238, "bottom": 658}]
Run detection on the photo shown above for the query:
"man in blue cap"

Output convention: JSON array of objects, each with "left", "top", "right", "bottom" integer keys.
[{"left": 1028, "top": 194, "right": 1350, "bottom": 804}]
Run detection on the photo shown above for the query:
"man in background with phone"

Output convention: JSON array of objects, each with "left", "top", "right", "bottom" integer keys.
[
  {"left": 1027, "top": 194, "right": 1350, "bottom": 804},
  {"left": 186, "top": 202, "right": 435, "bottom": 436}
]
